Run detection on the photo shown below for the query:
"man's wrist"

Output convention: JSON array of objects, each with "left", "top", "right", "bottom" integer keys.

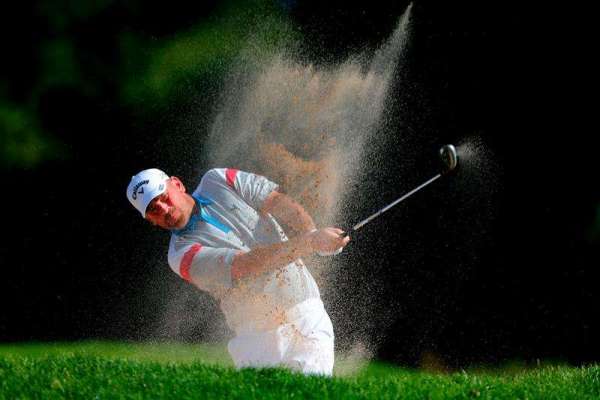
[{"left": 302, "top": 229, "right": 317, "bottom": 252}]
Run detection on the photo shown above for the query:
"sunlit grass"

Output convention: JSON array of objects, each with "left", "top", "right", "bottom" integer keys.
[
  {"left": 1, "top": 341, "right": 598, "bottom": 399},
  {"left": 0, "top": 341, "right": 231, "bottom": 365}
]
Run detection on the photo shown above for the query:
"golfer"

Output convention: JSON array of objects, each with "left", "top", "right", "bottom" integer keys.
[{"left": 126, "top": 167, "right": 350, "bottom": 375}]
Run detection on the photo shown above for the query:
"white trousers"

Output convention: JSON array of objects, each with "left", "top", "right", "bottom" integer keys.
[{"left": 227, "top": 298, "right": 334, "bottom": 376}]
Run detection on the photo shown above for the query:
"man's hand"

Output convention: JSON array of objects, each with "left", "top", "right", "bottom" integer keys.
[
  {"left": 307, "top": 227, "right": 350, "bottom": 255},
  {"left": 231, "top": 226, "right": 350, "bottom": 281}
]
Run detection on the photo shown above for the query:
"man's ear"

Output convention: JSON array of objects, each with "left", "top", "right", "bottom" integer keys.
[{"left": 169, "top": 176, "right": 186, "bottom": 193}]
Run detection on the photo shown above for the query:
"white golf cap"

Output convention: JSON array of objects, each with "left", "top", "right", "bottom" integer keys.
[{"left": 127, "top": 168, "right": 170, "bottom": 217}]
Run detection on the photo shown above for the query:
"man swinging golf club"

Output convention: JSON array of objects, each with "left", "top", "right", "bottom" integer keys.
[{"left": 126, "top": 167, "right": 350, "bottom": 375}]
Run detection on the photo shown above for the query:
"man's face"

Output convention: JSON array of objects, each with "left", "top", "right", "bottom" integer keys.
[{"left": 145, "top": 177, "right": 189, "bottom": 230}]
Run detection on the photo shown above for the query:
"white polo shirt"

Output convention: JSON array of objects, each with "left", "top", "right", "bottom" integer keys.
[{"left": 167, "top": 168, "right": 321, "bottom": 335}]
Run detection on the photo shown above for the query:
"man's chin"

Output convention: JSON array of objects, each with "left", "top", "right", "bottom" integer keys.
[{"left": 166, "top": 217, "right": 186, "bottom": 230}]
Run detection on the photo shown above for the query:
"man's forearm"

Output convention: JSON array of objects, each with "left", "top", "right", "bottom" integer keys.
[
  {"left": 231, "top": 234, "right": 313, "bottom": 281},
  {"left": 261, "top": 192, "right": 316, "bottom": 234}
]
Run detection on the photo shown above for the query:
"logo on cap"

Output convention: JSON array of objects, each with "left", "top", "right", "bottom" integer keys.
[{"left": 131, "top": 179, "right": 149, "bottom": 200}]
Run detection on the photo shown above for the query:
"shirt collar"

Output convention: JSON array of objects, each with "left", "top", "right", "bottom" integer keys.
[{"left": 172, "top": 194, "right": 230, "bottom": 235}]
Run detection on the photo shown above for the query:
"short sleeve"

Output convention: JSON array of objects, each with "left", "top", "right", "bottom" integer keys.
[
  {"left": 202, "top": 168, "right": 279, "bottom": 211},
  {"left": 168, "top": 236, "right": 239, "bottom": 294}
]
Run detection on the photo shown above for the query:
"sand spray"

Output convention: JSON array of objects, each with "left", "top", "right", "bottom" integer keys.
[
  {"left": 150, "top": 5, "right": 429, "bottom": 368},
  {"left": 199, "top": 5, "right": 413, "bottom": 362}
]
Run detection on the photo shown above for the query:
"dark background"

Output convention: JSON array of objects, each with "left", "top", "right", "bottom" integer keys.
[{"left": 1, "top": 0, "right": 597, "bottom": 368}]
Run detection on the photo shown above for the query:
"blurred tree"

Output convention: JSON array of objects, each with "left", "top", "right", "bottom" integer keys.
[
  {"left": 0, "top": 103, "right": 63, "bottom": 168},
  {"left": 121, "top": 0, "right": 297, "bottom": 107},
  {"left": 0, "top": 0, "right": 296, "bottom": 170}
]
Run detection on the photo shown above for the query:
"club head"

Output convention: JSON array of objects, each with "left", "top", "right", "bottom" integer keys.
[{"left": 439, "top": 144, "right": 458, "bottom": 173}]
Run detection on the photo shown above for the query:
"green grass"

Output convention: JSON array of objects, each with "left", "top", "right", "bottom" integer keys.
[{"left": 0, "top": 342, "right": 598, "bottom": 399}]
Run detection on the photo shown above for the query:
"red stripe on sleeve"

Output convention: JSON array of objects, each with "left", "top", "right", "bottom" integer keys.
[
  {"left": 225, "top": 168, "right": 239, "bottom": 188},
  {"left": 180, "top": 244, "right": 202, "bottom": 282}
]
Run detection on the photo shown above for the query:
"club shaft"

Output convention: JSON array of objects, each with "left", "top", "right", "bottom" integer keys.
[{"left": 352, "top": 173, "right": 442, "bottom": 232}]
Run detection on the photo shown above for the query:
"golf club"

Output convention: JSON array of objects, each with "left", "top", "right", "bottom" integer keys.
[{"left": 345, "top": 144, "right": 458, "bottom": 234}]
